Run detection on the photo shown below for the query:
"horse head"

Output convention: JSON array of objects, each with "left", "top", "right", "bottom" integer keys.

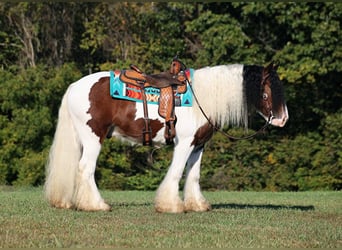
[{"left": 258, "top": 62, "right": 288, "bottom": 127}]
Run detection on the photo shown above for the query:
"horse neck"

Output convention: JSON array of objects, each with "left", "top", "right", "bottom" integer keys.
[{"left": 192, "top": 65, "right": 248, "bottom": 128}]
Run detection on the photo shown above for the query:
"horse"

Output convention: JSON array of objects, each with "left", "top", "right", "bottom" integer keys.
[{"left": 44, "top": 61, "right": 288, "bottom": 213}]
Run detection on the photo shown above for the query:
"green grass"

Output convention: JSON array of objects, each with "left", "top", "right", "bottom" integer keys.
[{"left": 0, "top": 186, "right": 341, "bottom": 248}]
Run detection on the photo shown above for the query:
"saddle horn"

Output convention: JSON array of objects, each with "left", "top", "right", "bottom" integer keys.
[
  {"left": 171, "top": 56, "right": 187, "bottom": 72},
  {"left": 130, "top": 64, "right": 143, "bottom": 74}
]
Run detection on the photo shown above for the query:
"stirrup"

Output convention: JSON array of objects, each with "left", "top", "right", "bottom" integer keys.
[{"left": 164, "top": 120, "right": 176, "bottom": 145}]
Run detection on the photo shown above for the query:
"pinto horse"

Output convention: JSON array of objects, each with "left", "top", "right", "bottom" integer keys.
[{"left": 44, "top": 61, "right": 288, "bottom": 213}]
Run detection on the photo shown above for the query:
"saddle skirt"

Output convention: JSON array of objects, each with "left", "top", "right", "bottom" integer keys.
[{"left": 110, "top": 69, "right": 194, "bottom": 107}]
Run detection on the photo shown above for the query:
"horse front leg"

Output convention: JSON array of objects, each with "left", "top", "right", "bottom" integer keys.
[
  {"left": 184, "top": 146, "right": 211, "bottom": 212},
  {"left": 154, "top": 137, "right": 194, "bottom": 213}
]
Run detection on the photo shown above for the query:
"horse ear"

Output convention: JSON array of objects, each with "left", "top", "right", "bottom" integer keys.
[
  {"left": 264, "top": 62, "right": 272, "bottom": 73},
  {"left": 265, "top": 61, "right": 279, "bottom": 73},
  {"left": 272, "top": 61, "right": 279, "bottom": 71}
]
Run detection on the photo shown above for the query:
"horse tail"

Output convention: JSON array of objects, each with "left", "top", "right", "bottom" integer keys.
[{"left": 44, "top": 87, "right": 81, "bottom": 208}]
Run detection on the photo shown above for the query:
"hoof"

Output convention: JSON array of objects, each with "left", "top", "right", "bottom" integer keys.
[
  {"left": 49, "top": 200, "right": 73, "bottom": 209},
  {"left": 97, "top": 201, "right": 112, "bottom": 211},
  {"left": 154, "top": 200, "right": 184, "bottom": 213},
  {"left": 184, "top": 199, "right": 212, "bottom": 212},
  {"left": 76, "top": 201, "right": 111, "bottom": 212}
]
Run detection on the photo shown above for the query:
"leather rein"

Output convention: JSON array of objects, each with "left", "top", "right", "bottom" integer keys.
[{"left": 185, "top": 70, "right": 275, "bottom": 141}]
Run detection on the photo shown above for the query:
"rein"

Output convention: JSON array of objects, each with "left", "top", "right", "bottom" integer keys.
[{"left": 186, "top": 70, "right": 274, "bottom": 142}]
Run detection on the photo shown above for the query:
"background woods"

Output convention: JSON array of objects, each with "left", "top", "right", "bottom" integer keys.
[{"left": 0, "top": 2, "right": 340, "bottom": 190}]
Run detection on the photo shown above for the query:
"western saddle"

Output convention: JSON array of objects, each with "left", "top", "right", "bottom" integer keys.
[{"left": 119, "top": 57, "right": 188, "bottom": 145}]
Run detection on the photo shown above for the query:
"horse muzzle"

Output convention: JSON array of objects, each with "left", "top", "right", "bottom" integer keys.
[{"left": 270, "top": 105, "right": 289, "bottom": 127}]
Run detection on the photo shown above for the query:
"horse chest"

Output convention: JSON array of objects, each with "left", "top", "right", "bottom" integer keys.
[{"left": 191, "top": 122, "right": 215, "bottom": 147}]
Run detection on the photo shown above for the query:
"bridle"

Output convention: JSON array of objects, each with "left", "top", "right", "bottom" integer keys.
[{"left": 185, "top": 68, "right": 275, "bottom": 141}]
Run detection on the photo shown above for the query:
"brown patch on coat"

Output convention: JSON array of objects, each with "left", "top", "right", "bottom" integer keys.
[
  {"left": 87, "top": 76, "right": 163, "bottom": 144},
  {"left": 191, "top": 122, "right": 215, "bottom": 147}
]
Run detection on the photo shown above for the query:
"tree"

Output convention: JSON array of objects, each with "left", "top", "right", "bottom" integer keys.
[
  {"left": 2, "top": 2, "right": 40, "bottom": 67},
  {"left": 80, "top": 2, "right": 187, "bottom": 73}
]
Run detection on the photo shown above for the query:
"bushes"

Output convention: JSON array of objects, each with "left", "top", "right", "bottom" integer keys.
[
  {"left": 95, "top": 138, "right": 172, "bottom": 190},
  {"left": 200, "top": 113, "right": 341, "bottom": 191},
  {"left": 0, "top": 63, "right": 81, "bottom": 185}
]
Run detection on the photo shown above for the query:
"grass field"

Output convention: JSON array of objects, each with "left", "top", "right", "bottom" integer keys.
[{"left": 0, "top": 186, "right": 341, "bottom": 248}]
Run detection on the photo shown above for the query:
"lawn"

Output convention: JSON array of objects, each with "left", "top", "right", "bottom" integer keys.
[{"left": 0, "top": 186, "right": 341, "bottom": 248}]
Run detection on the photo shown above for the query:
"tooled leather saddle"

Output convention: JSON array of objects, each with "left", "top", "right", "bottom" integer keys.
[{"left": 119, "top": 57, "right": 188, "bottom": 145}]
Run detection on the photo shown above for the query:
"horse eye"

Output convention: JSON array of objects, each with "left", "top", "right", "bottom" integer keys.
[{"left": 263, "top": 93, "right": 268, "bottom": 100}]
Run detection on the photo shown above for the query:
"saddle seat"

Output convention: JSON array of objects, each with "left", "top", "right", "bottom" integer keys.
[
  {"left": 120, "top": 65, "right": 186, "bottom": 88},
  {"left": 118, "top": 59, "right": 188, "bottom": 145}
]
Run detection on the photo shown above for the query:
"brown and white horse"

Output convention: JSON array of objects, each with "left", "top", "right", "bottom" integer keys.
[{"left": 44, "top": 62, "right": 288, "bottom": 213}]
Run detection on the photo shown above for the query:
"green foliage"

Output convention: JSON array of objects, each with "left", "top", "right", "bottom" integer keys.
[
  {"left": 133, "top": 3, "right": 187, "bottom": 71},
  {"left": 79, "top": 3, "right": 186, "bottom": 73},
  {"left": 0, "top": 3, "right": 341, "bottom": 190},
  {"left": 310, "top": 112, "right": 342, "bottom": 190},
  {"left": 185, "top": 9, "right": 258, "bottom": 66},
  {"left": 96, "top": 138, "right": 172, "bottom": 190},
  {"left": 201, "top": 119, "right": 341, "bottom": 191},
  {"left": 0, "top": 63, "right": 81, "bottom": 185}
]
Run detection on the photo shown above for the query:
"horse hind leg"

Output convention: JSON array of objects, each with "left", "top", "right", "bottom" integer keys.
[{"left": 73, "top": 132, "right": 110, "bottom": 211}]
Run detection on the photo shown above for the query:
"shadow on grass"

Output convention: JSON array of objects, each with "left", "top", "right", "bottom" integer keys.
[
  {"left": 111, "top": 202, "right": 153, "bottom": 208},
  {"left": 110, "top": 202, "right": 315, "bottom": 211},
  {"left": 212, "top": 203, "right": 315, "bottom": 211}
]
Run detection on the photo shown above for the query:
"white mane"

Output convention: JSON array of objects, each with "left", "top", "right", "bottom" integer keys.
[{"left": 192, "top": 64, "right": 248, "bottom": 128}]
